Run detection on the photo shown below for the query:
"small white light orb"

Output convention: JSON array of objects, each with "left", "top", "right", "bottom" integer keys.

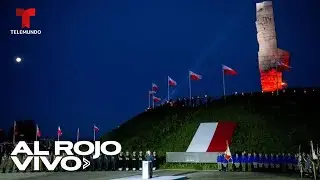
[{"left": 16, "top": 57, "right": 22, "bottom": 63}]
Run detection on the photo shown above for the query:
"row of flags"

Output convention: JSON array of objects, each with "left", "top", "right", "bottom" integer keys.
[
  {"left": 13, "top": 121, "right": 100, "bottom": 143},
  {"left": 148, "top": 65, "right": 238, "bottom": 108},
  {"left": 57, "top": 125, "right": 100, "bottom": 141}
]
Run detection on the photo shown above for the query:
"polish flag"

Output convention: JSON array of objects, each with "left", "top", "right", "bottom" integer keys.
[
  {"left": 149, "top": 90, "right": 156, "bottom": 95},
  {"left": 57, "top": 126, "right": 62, "bottom": 137},
  {"left": 36, "top": 124, "right": 41, "bottom": 137},
  {"left": 152, "top": 83, "right": 159, "bottom": 91},
  {"left": 94, "top": 125, "right": 99, "bottom": 132},
  {"left": 224, "top": 141, "right": 232, "bottom": 161},
  {"left": 153, "top": 96, "right": 161, "bottom": 102},
  {"left": 222, "top": 65, "right": 237, "bottom": 75},
  {"left": 168, "top": 76, "right": 177, "bottom": 86},
  {"left": 276, "top": 61, "right": 291, "bottom": 70},
  {"left": 189, "top": 71, "right": 202, "bottom": 80}
]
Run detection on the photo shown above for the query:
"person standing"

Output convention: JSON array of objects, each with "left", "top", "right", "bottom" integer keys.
[
  {"left": 145, "top": 150, "right": 154, "bottom": 178},
  {"left": 287, "top": 153, "right": 293, "bottom": 172},
  {"left": 138, "top": 151, "right": 143, "bottom": 171},
  {"left": 96, "top": 155, "right": 103, "bottom": 171},
  {"left": 89, "top": 154, "right": 95, "bottom": 171},
  {"left": 125, "top": 151, "right": 131, "bottom": 171},
  {"left": 263, "top": 154, "right": 270, "bottom": 172},
  {"left": 222, "top": 153, "right": 228, "bottom": 171},
  {"left": 247, "top": 153, "right": 253, "bottom": 172},
  {"left": 22, "top": 154, "right": 28, "bottom": 172},
  {"left": 252, "top": 152, "right": 258, "bottom": 171},
  {"left": 233, "top": 154, "right": 240, "bottom": 171},
  {"left": 281, "top": 153, "right": 286, "bottom": 173},
  {"left": 228, "top": 156, "right": 233, "bottom": 172},
  {"left": 258, "top": 153, "right": 263, "bottom": 171},
  {"left": 275, "top": 154, "right": 281, "bottom": 172},
  {"left": 241, "top": 152, "right": 247, "bottom": 172},
  {"left": 217, "top": 153, "right": 222, "bottom": 171},
  {"left": 0, "top": 153, "right": 8, "bottom": 173},
  {"left": 131, "top": 152, "right": 137, "bottom": 171},
  {"left": 270, "top": 153, "right": 275, "bottom": 171},
  {"left": 103, "top": 155, "right": 110, "bottom": 171},
  {"left": 111, "top": 155, "right": 116, "bottom": 171},
  {"left": 118, "top": 152, "right": 124, "bottom": 171},
  {"left": 152, "top": 152, "right": 157, "bottom": 170},
  {"left": 6, "top": 154, "right": 13, "bottom": 173}
]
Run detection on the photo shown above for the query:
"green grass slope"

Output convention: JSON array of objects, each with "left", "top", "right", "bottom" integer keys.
[{"left": 102, "top": 88, "right": 319, "bottom": 158}]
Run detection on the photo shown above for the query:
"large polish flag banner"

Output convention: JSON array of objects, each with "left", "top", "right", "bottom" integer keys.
[{"left": 186, "top": 121, "right": 237, "bottom": 152}]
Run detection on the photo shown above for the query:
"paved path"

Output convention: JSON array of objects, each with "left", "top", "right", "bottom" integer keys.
[{"left": 0, "top": 170, "right": 306, "bottom": 180}]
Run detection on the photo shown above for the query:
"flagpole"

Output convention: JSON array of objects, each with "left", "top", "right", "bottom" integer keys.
[
  {"left": 189, "top": 72, "right": 191, "bottom": 101},
  {"left": 35, "top": 124, "right": 38, "bottom": 141},
  {"left": 13, "top": 121, "right": 16, "bottom": 144},
  {"left": 148, "top": 93, "right": 150, "bottom": 109},
  {"left": 222, "top": 68, "right": 226, "bottom": 102},
  {"left": 58, "top": 133, "right": 59, "bottom": 141},
  {"left": 94, "top": 126, "right": 96, "bottom": 141},
  {"left": 168, "top": 77, "right": 170, "bottom": 101},
  {"left": 151, "top": 84, "right": 154, "bottom": 109},
  {"left": 77, "top": 128, "right": 79, "bottom": 142}
]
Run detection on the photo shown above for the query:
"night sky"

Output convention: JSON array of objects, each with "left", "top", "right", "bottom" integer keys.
[{"left": 1, "top": 0, "right": 319, "bottom": 140}]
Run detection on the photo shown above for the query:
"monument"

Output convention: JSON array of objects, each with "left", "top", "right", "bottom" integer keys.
[{"left": 256, "top": 1, "right": 291, "bottom": 92}]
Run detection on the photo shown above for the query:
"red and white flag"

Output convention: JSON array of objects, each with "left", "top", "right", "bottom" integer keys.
[
  {"left": 222, "top": 65, "right": 237, "bottom": 75},
  {"left": 153, "top": 96, "right": 161, "bottom": 102},
  {"left": 57, "top": 126, "right": 62, "bottom": 137},
  {"left": 276, "top": 61, "right": 291, "bottom": 70},
  {"left": 149, "top": 90, "right": 156, "bottom": 95},
  {"left": 224, "top": 141, "right": 232, "bottom": 161},
  {"left": 94, "top": 125, "right": 99, "bottom": 132},
  {"left": 168, "top": 76, "right": 177, "bottom": 86},
  {"left": 189, "top": 71, "right": 202, "bottom": 80},
  {"left": 152, "top": 83, "right": 159, "bottom": 91},
  {"left": 36, "top": 124, "right": 41, "bottom": 137}
]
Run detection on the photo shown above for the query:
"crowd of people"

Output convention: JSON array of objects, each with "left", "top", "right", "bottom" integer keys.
[
  {"left": 146, "top": 88, "right": 317, "bottom": 110},
  {"left": 217, "top": 151, "right": 320, "bottom": 178}
]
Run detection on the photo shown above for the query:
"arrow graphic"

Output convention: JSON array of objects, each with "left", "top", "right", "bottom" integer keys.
[{"left": 83, "top": 157, "right": 90, "bottom": 169}]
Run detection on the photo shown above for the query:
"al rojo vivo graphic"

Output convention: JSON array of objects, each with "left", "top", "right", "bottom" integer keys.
[
  {"left": 10, "top": 8, "right": 41, "bottom": 35},
  {"left": 11, "top": 141, "right": 122, "bottom": 171}
]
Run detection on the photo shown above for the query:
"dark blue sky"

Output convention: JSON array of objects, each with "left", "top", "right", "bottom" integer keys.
[{"left": 1, "top": 0, "right": 319, "bottom": 139}]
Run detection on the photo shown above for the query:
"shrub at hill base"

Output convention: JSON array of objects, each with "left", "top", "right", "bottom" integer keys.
[{"left": 101, "top": 88, "right": 319, "bottom": 168}]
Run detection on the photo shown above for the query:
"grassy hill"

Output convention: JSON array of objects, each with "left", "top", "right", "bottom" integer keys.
[{"left": 102, "top": 88, "right": 319, "bottom": 160}]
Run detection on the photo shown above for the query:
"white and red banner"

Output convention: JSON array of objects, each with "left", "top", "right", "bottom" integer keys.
[
  {"left": 222, "top": 65, "right": 237, "bottom": 75},
  {"left": 189, "top": 71, "right": 202, "bottom": 80},
  {"left": 153, "top": 96, "right": 161, "bottom": 103},
  {"left": 168, "top": 76, "right": 177, "bottom": 86},
  {"left": 152, "top": 83, "right": 159, "bottom": 91},
  {"left": 94, "top": 125, "right": 99, "bottom": 132},
  {"left": 186, "top": 122, "right": 236, "bottom": 152},
  {"left": 36, "top": 124, "right": 41, "bottom": 137},
  {"left": 225, "top": 142, "right": 232, "bottom": 160},
  {"left": 57, "top": 126, "right": 62, "bottom": 137}
]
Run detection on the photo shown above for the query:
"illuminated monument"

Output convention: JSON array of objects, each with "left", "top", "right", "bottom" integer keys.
[{"left": 256, "top": 1, "right": 290, "bottom": 92}]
